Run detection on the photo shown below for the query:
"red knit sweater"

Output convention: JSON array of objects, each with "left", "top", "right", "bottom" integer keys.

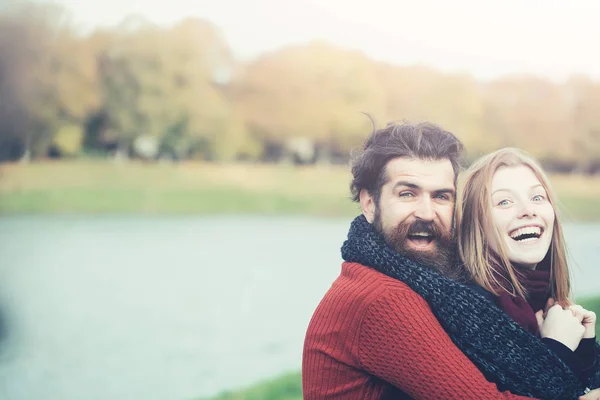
[{"left": 302, "top": 262, "right": 537, "bottom": 400}]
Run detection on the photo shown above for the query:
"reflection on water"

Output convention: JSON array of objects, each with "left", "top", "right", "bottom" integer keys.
[{"left": 0, "top": 216, "right": 597, "bottom": 399}]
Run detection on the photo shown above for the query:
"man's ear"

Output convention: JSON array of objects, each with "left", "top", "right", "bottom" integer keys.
[{"left": 359, "top": 188, "right": 376, "bottom": 223}]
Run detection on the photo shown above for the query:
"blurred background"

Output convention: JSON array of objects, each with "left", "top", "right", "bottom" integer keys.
[{"left": 0, "top": 0, "right": 599, "bottom": 399}]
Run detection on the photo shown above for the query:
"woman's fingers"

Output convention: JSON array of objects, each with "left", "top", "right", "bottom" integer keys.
[
  {"left": 568, "top": 305, "right": 586, "bottom": 323},
  {"left": 535, "top": 309, "right": 544, "bottom": 329},
  {"left": 579, "top": 388, "right": 600, "bottom": 400}
]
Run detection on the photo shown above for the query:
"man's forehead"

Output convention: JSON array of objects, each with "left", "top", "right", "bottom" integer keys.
[{"left": 384, "top": 157, "right": 455, "bottom": 187}]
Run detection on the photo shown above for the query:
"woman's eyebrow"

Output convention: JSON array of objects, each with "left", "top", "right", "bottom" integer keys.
[{"left": 491, "top": 188, "right": 511, "bottom": 196}]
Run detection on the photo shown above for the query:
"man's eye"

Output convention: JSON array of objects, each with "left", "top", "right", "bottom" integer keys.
[
  {"left": 435, "top": 194, "right": 450, "bottom": 200},
  {"left": 399, "top": 192, "right": 414, "bottom": 197}
]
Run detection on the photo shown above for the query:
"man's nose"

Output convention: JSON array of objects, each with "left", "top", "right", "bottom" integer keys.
[{"left": 414, "top": 197, "right": 435, "bottom": 221}]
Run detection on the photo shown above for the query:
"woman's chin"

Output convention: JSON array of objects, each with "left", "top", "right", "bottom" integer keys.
[
  {"left": 506, "top": 238, "right": 551, "bottom": 268},
  {"left": 508, "top": 253, "right": 547, "bottom": 269}
]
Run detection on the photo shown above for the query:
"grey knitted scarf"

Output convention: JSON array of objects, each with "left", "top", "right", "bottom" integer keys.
[{"left": 341, "top": 215, "right": 600, "bottom": 400}]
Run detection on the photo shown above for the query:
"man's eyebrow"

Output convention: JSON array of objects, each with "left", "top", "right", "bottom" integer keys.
[
  {"left": 435, "top": 188, "right": 456, "bottom": 195},
  {"left": 393, "top": 182, "right": 455, "bottom": 195},
  {"left": 392, "top": 181, "right": 421, "bottom": 190}
]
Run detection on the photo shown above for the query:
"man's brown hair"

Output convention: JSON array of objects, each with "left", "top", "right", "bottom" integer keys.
[{"left": 350, "top": 121, "right": 465, "bottom": 204}]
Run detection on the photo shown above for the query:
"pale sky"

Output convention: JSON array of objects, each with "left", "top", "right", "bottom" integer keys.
[{"left": 40, "top": 0, "right": 600, "bottom": 81}]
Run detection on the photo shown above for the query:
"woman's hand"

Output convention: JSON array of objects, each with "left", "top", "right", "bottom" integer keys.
[
  {"left": 580, "top": 388, "right": 600, "bottom": 400},
  {"left": 535, "top": 304, "right": 585, "bottom": 351},
  {"left": 568, "top": 304, "right": 596, "bottom": 339}
]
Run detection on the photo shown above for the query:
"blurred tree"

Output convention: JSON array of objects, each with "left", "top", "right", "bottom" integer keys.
[
  {"left": 1, "top": 5, "right": 599, "bottom": 170},
  {"left": 0, "top": 3, "right": 99, "bottom": 160},
  {"left": 97, "top": 16, "right": 240, "bottom": 160},
  {"left": 482, "top": 76, "right": 573, "bottom": 166},
  {"left": 230, "top": 42, "right": 386, "bottom": 163},
  {"left": 0, "top": 12, "right": 28, "bottom": 161},
  {"left": 565, "top": 76, "right": 600, "bottom": 174},
  {"left": 379, "top": 65, "right": 485, "bottom": 158}
]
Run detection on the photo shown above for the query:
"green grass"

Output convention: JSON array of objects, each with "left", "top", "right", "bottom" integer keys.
[
  {"left": 204, "top": 296, "right": 600, "bottom": 400},
  {"left": 0, "top": 187, "right": 358, "bottom": 216},
  {"left": 0, "top": 161, "right": 599, "bottom": 219},
  {"left": 201, "top": 372, "right": 302, "bottom": 400},
  {"left": 556, "top": 195, "right": 600, "bottom": 221},
  {"left": 0, "top": 161, "right": 358, "bottom": 216}
]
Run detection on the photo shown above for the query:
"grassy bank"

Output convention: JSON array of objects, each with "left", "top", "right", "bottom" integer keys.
[
  {"left": 203, "top": 372, "right": 302, "bottom": 400},
  {"left": 1, "top": 161, "right": 600, "bottom": 220},
  {"left": 0, "top": 161, "right": 357, "bottom": 216},
  {"left": 205, "top": 296, "right": 600, "bottom": 400}
]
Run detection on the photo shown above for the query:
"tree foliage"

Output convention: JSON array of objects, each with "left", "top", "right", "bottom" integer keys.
[{"left": 0, "top": 3, "right": 599, "bottom": 171}]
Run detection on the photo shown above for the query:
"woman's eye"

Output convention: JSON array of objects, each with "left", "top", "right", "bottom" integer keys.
[
  {"left": 497, "top": 199, "right": 511, "bottom": 206},
  {"left": 532, "top": 194, "right": 545, "bottom": 202}
]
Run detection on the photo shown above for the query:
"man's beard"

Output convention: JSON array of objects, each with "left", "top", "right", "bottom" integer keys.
[{"left": 373, "top": 208, "right": 461, "bottom": 279}]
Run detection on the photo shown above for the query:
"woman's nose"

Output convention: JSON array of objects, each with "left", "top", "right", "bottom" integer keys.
[{"left": 517, "top": 201, "right": 536, "bottom": 218}]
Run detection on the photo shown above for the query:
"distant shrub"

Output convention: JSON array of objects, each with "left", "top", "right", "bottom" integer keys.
[{"left": 53, "top": 124, "right": 84, "bottom": 156}]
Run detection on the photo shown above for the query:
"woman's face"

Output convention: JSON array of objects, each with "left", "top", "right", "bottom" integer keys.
[{"left": 487, "top": 165, "right": 555, "bottom": 269}]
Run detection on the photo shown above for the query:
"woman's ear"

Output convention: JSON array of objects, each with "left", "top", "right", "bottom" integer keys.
[{"left": 359, "top": 189, "right": 376, "bottom": 223}]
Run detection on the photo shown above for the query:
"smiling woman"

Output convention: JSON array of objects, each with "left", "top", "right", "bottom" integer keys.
[
  {"left": 457, "top": 148, "right": 570, "bottom": 307},
  {"left": 456, "top": 147, "right": 599, "bottom": 390}
]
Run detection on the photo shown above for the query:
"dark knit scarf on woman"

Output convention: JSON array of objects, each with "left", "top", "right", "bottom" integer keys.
[
  {"left": 495, "top": 266, "right": 551, "bottom": 335},
  {"left": 341, "top": 215, "right": 600, "bottom": 400}
]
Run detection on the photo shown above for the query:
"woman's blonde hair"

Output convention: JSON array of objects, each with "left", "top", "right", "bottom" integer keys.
[{"left": 456, "top": 147, "right": 571, "bottom": 304}]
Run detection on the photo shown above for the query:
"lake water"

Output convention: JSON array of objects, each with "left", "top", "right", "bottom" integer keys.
[{"left": 0, "top": 216, "right": 597, "bottom": 400}]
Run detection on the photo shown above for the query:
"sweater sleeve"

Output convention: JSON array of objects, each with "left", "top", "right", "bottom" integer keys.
[
  {"left": 357, "top": 287, "right": 537, "bottom": 400},
  {"left": 542, "top": 337, "right": 597, "bottom": 386},
  {"left": 576, "top": 337, "right": 599, "bottom": 385}
]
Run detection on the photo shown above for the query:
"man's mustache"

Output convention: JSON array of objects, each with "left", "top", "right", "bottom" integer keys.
[
  {"left": 407, "top": 220, "right": 438, "bottom": 236},
  {"left": 396, "top": 219, "right": 447, "bottom": 239}
]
